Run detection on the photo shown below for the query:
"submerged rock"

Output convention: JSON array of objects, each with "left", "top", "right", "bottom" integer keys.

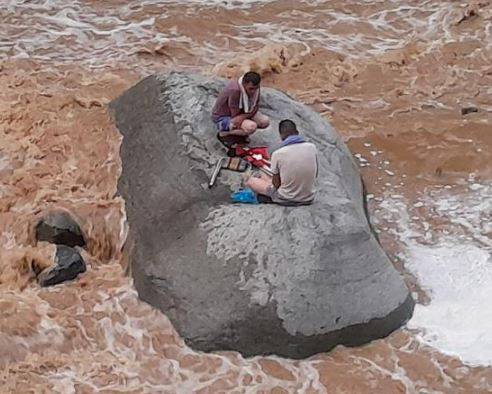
[
  {"left": 35, "top": 211, "right": 85, "bottom": 248},
  {"left": 37, "top": 245, "right": 86, "bottom": 287},
  {"left": 110, "top": 72, "right": 414, "bottom": 358},
  {"left": 461, "top": 106, "right": 478, "bottom": 115}
]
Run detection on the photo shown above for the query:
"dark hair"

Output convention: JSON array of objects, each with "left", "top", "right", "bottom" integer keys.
[
  {"left": 243, "top": 71, "right": 261, "bottom": 86},
  {"left": 279, "top": 119, "right": 298, "bottom": 138}
]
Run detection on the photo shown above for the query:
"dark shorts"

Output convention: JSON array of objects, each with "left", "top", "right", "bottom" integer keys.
[
  {"left": 214, "top": 116, "right": 231, "bottom": 132},
  {"left": 262, "top": 186, "right": 313, "bottom": 206}
]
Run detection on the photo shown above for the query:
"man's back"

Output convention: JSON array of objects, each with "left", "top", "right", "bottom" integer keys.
[{"left": 271, "top": 142, "right": 317, "bottom": 203}]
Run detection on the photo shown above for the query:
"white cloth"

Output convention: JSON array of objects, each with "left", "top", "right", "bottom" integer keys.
[{"left": 238, "top": 74, "right": 259, "bottom": 114}]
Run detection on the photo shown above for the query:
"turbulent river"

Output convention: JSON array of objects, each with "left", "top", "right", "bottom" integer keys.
[{"left": 0, "top": 0, "right": 491, "bottom": 392}]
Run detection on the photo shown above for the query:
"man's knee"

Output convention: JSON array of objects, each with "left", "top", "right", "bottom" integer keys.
[
  {"left": 256, "top": 115, "right": 270, "bottom": 129},
  {"left": 242, "top": 120, "right": 257, "bottom": 135},
  {"left": 246, "top": 175, "right": 271, "bottom": 195}
]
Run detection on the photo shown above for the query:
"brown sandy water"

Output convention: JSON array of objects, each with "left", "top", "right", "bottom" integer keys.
[{"left": 1, "top": 0, "right": 491, "bottom": 392}]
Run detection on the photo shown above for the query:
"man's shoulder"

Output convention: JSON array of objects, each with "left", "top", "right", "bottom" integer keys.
[
  {"left": 300, "top": 140, "right": 316, "bottom": 147},
  {"left": 275, "top": 141, "right": 317, "bottom": 155},
  {"left": 271, "top": 145, "right": 288, "bottom": 158},
  {"left": 223, "top": 79, "right": 240, "bottom": 93},
  {"left": 306, "top": 142, "right": 318, "bottom": 153},
  {"left": 299, "top": 142, "right": 317, "bottom": 155}
]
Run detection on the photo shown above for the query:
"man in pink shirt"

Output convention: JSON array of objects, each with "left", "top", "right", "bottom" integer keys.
[{"left": 212, "top": 71, "right": 270, "bottom": 137}]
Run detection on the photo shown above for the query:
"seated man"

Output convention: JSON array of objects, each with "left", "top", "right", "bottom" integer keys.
[
  {"left": 246, "top": 119, "right": 318, "bottom": 205},
  {"left": 212, "top": 71, "right": 270, "bottom": 137}
]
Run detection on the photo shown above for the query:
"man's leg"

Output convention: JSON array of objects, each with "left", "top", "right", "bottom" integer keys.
[
  {"left": 226, "top": 118, "right": 257, "bottom": 136},
  {"left": 252, "top": 112, "right": 270, "bottom": 129},
  {"left": 220, "top": 114, "right": 266, "bottom": 137},
  {"left": 245, "top": 172, "right": 273, "bottom": 195}
]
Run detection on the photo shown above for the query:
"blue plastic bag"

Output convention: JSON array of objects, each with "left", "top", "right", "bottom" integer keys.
[{"left": 231, "top": 188, "right": 258, "bottom": 204}]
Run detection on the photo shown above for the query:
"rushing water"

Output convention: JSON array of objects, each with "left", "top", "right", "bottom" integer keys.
[{"left": 0, "top": 0, "right": 491, "bottom": 392}]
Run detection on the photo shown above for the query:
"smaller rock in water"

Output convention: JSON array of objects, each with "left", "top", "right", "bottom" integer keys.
[
  {"left": 37, "top": 245, "right": 86, "bottom": 287},
  {"left": 461, "top": 106, "right": 478, "bottom": 115},
  {"left": 36, "top": 211, "right": 85, "bottom": 247}
]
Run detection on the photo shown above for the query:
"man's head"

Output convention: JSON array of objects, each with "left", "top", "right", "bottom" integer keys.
[
  {"left": 242, "top": 71, "right": 261, "bottom": 95},
  {"left": 278, "top": 119, "right": 299, "bottom": 140}
]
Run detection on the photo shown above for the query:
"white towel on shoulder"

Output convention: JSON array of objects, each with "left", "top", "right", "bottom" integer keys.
[{"left": 238, "top": 74, "right": 259, "bottom": 114}]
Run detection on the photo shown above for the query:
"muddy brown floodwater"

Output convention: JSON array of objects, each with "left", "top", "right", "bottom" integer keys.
[{"left": 0, "top": 0, "right": 491, "bottom": 392}]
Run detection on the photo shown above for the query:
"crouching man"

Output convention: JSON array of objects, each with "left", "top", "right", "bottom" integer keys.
[
  {"left": 212, "top": 71, "right": 270, "bottom": 137},
  {"left": 246, "top": 119, "right": 318, "bottom": 206}
]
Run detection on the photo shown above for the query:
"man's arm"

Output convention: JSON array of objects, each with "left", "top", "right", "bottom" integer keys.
[
  {"left": 248, "top": 94, "right": 260, "bottom": 118},
  {"left": 228, "top": 90, "right": 242, "bottom": 117},
  {"left": 228, "top": 90, "right": 250, "bottom": 128},
  {"left": 247, "top": 104, "right": 259, "bottom": 119},
  {"left": 271, "top": 152, "right": 281, "bottom": 189},
  {"left": 272, "top": 173, "right": 281, "bottom": 189},
  {"left": 253, "top": 90, "right": 260, "bottom": 113}
]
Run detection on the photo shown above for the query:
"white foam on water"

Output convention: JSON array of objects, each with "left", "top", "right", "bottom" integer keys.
[
  {"left": 3, "top": 0, "right": 490, "bottom": 71},
  {"left": 377, "top": 183, "right": 492, "bottom": 366},
  {"left": 406, "top": 241, "right": 492, "bottom": 366},
  {"left": 137, "top": 0, "right": 276, "bottom": 8}
]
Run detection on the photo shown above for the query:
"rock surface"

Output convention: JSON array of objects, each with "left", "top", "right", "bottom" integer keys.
[
  {"left": 37, "top": 245, "right": 86, "bottom": 287},
  {"left": 35, "top": 211, "right": 85, "bottom": 248},
  {"left": 110, "top": 73, "right": 414, "bottom": 358}
]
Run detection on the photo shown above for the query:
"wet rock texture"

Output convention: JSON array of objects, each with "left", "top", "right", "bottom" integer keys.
[
  {"left": 37, "top": 245, "right": 86, "bottom": 287},
  {"left": 111, "top": 72, "right": 414, "bottom": 358},
  {"left": 35, "top": 212, "right": 87, "bottom": 286},
  {"left": 35, "top": 211, "right": 85, "bottom": 248}
]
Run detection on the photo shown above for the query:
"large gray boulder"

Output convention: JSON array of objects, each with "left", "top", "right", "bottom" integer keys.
[{"left": 110, "top": 73, "right": 414, "bottom": 358}]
